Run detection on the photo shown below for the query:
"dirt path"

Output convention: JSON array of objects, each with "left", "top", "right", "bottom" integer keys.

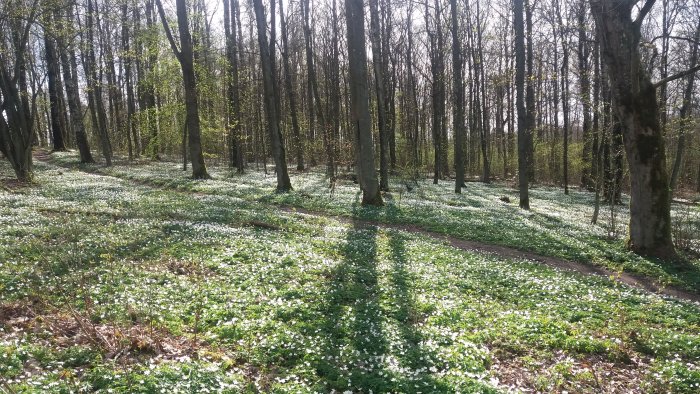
[
  {"left": 32, "top": 152, "right": 700, "bottom": 304},
  {"left": 280, "top": 206, "right": 700, "bottom": 303}
]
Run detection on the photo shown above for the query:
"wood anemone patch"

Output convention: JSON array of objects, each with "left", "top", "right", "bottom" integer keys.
[{"left": 280, "top": 206, "right": 700, "bottom": 303}]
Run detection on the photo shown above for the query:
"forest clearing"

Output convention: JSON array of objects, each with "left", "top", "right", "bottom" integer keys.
[
  {"left": 1, "top": 154, "right": 699, "bottom": 393},
  {"left": 2, "top": 0, "right": 700, "bottom": 392}
]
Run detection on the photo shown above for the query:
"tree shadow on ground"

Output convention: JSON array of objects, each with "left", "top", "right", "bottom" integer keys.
[
  {"left": 315, "top": 202, "right": 447, "bottom": 392},
  {"left": 315, "top": 217, "right": 391, "bottom": 391},
  {"left": 386, "top": 231, "right": 452, "bottom": 392}
]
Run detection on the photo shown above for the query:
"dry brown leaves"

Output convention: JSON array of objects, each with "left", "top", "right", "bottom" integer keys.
[
  {"left": 490, "top": 349, "right": 649, "bottom": 393},
  {"left": 0, "top": 300, "right": 208, "bottom": 366}
]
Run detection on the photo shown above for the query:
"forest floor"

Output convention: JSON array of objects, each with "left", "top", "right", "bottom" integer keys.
[{"left": 0, "top": 151, "right": 699, "bottom": 393}]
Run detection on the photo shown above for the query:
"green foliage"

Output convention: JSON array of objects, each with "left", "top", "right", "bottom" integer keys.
[{"left": 0, "top": 156, "right": 698, "bottom": 392}]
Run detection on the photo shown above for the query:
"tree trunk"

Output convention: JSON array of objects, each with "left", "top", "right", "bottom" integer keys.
[
  {"left": 592, "top": 39, "right": 601, "bottom": 191},
  {"left": 450, "top": 0, "right": 465, "bottom": 192},
  {"left": 101, "top": 11, "right": 126, "bottom": 161},
  {"left": 406, "top": 7, "right": 420, "bottom": 168},
  {"left": 556, "top": 0, "right": 570, "bottom": 194},
  {"left": 279, "top": 0, "right": 304, "bottom": 171},
  {"left": 144, "top": 0, "right": 160, "bottom": 160},
  {"left": 44, "top": 23, "right": 67, "bottom": 152},
  {"left": 0, "top": 6, "right": 37, "bottom": 182},
  {"left": 525, "top": 0, "right": 535, "bottom": 183},
  {"left": 122, "top": 3, "right": 140, "bottom": 161},
  {"left": 85, "top": 0, "right": 112, "bottom": 166},
  {"left": 58, "top": 6, "right": 93, "bottom": 163},
  {"left": 669, "top": 20, "right": 700, "bottom": 193},
  {"left": 302, "top": 0, "right": 334, "bottom": 176},
  {"left": 369, "top": 0, "right": 389, "bottom": 191},
  {"left": 590, "top": 0, "right": 676, "bottom": 259},
  {"left": 329, "top": 0, "right": 342, "bottom": 176},
  {"left": 577, "top": 0, "right": 593, "bottom": 189},
  {"left": 156, "top": 0, "right": 209, "bottom": 179},
  {"left": 382, "top": 0, "right": 397, "bottom": 171},
  {"left": 475, "top": 0, "right": 490, "bottom": 183},
  {"left": 345, "top": 0, "right": 382, "bottom": 205},
  {"left": 252, "top": 0, "right": 292, "bottom": 191},
  {"left": 515, "top": 0, "right": 529, "bottom": 209},
  {"left": 224, "top": 0, "right": 245, "bottom": 173},
  {"left": 427, "top": 0, "right": 445, "bottom": 184}
]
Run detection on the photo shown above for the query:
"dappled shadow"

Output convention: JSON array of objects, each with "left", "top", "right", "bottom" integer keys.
[
  {"left": 386, "top": 231, "right": 447, "bottom": 392},
  {"left": 316, "top": 218, "right": 392, "bottom": 391},
  {"left": 313, "top": 200, "right": 450, "bottom": 392}
]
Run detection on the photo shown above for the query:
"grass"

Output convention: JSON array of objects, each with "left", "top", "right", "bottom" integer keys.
[
  {"left": 49, "top": 151, "right": 700, "bottom": 293},
  {"left": 0, "top": 154, "right": 698, "bottom": 393}
]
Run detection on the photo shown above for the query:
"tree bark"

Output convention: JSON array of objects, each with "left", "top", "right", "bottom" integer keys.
[
  {"left": 301, "top": 0, "right": 334, "bottom": 176},
  {"left": 450, "top": 0, "right": 465, "bottom": 192},
  {"left": 669, "top": 20, "right": 700, "bottom": 192},
  {"left": 590, "top": 0, "right": 676, "bottom": 259},
  {"left": 345, "top": 0, "right": 382, "bottom": 205},
  {"left": 577, "top": 0, "right": 593, "bottom": 189},
  {"left": 224, "top": 0, "right": 245, "bottom": 173},
  {"left": 475, "top": 0, "right": 490, "bottom": 183},
  {"left": 58, "top": 4, "right": 93, "bottom": 163},
  {"left": 156, "top": 0, "right": 209, "bottom": 179},
  {"left": 84, "top": 0, "right": 112, "bottom": 166},
  {"left": 252, "top": 0, "right": 292, "bottom": 191},
  {"left": 101, "top": 11, "right": 126, "bottom": 161},
  {"left": 406, "top": 7, "right": 420, "bottom": 168},
  {"left": 515, "top": 0, "right": 529, "bottom": 209},
  {"left": 0, "top": 2, "right": 38, "bottom": 182},
  {"left": 44, "top": 20, "right": 67, "bottom": 152},
  {"left": 144, "top": 0, "right": 160, "bottom": 160},
  {"left": 369, "top": 0, "right": 389, "bottom": 191},
  {"left": 427, "top": 0, "right": 446, "bottom": 184},
  {"left": 122, "top": 2, "right": 140, "bottom": 161},
  {"left": 279, "top": 0, "right": 304, "bottom": 171},
  {"left": 556, "top": 0, "right": 570, "bottom": 194},
  {"left": 329, "top": 0, "right": 342, "bottom": 176},
  {"left": 525, "top": 0, "right": 535, "bottom": 183},
  {"left": 382, "top": 0, "right": 397, "bottom": 171}
]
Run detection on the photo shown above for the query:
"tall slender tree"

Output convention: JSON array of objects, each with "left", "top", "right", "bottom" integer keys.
[
  {"left": 427, "top": 0, "right": 446, "bottom": 184},
  {"left": 669, "top": 19, "right": 700, "bottom": 193},
  {"left": 345, "top": 0, "right": 382, "bottom": 205},
  {"left": 369, "top": 0, "right": 390, "bottom": 191},
  {"left": 302, "top": 0, "right": 334, "bottom": 176},
  {"left": 58, "top": 3, "right": 93, "bottom": 163},
  {"left": 84, "top": 0, "right": 113, "bottom": 165},
  {"left": 279, "top": 0, "right": 304, "bottom": 171},
  {"left": 555, "top": 0, "right": 570, "bottom": 194},
  {"left": 515, "top": 0, "right": 529, "bottom": 209},
  {"left": 252, "top": 0, "right": 292, "bottom": 191},
  {"left": 43, "top": 12, "right": 67, "bottom": 152},
  {"left": 450, "top": 0, "right": 465, "bottom": 192},
  {"left": 224, "top": 0, "right": 244, "bottom": 172},
  {"left": 155, "top": 0, "right": 210, "bottom": 179},
  {"left": 122, "top": 1, "right": 140, "bottom": 160},
  {"left": 578, "top": 0, "right": 593, "bottom": 189}
]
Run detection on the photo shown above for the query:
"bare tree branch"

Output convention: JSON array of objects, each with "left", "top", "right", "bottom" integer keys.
[
  {"left": 634, "top": 0, "right": 656, "bottom": 29},
  {"left": 653, "top": 64, "right": 700, "bottom": 88},
  {"left": 651, "top": 35, "right": 698, "bottom": 45},
  {"left": 155, "top": 0, "right": 182, "bottom": 62}
]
